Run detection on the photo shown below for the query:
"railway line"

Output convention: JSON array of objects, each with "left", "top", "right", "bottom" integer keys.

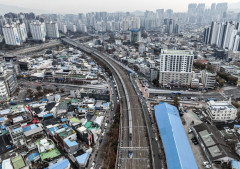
[{"left": 62, "top": 38, "right": 151, "bottom": 169}]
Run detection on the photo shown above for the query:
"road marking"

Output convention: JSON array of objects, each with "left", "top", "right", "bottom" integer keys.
[
  {"left": 119, "top": 158, "right": 149, "bottom": 160},
  {"left": 120, "top": 147, "right": 149, "bottom": 149},
  {"left": 122, "top": 126, "right": 146, "bottom": 128}
]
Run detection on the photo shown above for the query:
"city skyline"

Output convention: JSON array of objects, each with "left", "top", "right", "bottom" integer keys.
[{"left": 0, "top": 0, "right": 238, "bottom": 14}]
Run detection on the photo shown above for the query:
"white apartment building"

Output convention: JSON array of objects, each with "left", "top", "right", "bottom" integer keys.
[
  {"left": 0, "top": 81, "right": 9, "bottom": 100},
  {"left": 30, "top": 21, "right": 46, "bottom": 42},
  {"left": 59, "top": 23, "right": 67, "bottom": 34},
  {"left": 206, "top": 100, "right": 237, "bottom": 121},
  {"left": 46, "top": 22, "right": 59, "bottom": 38},
  {"left": 159, "top": 50, "right": 193, "bottom": 87},
  {"left": 201, "top": 70, "right": 216, "bottom": 89},
  {"left": 68, "top": 24, "right": 77, "bottom": 32},
  {"left": 16, "top": 22, "right": 28, "bottom": 42},
  {"left": 0, "top": 64, "right": 18, "bottom": 100},
  {"left": 2, "top": 24, "right": 21, "bottom": 46}
]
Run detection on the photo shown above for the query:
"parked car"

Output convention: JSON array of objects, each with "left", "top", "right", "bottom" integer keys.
[
  {"left": 205, "top": 164, "right": 212, "bottom": 168},
  {"left": 203, "top": 161, "right": 210, "bottom": 166}
]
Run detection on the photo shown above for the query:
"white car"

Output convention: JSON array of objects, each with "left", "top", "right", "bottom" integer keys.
[{"left": 202, "top": 161, "right": 210, "bottom": 166}]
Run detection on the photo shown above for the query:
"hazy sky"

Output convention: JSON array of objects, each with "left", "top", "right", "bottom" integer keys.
[{"left": 1, "top": 0, "right": 239, "bottom": 14}]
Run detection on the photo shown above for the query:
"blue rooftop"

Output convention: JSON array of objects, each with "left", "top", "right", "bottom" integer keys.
[
  {"left": 64, "top": 139, "right": 78, "bottom": 147},
  {"left": 41, "top": 99, "right": 48, "bottom": 102},
  {"left": 232, "top": 160, "right": 240, "bottom": 169},
  {"left": 49, "top": 127, "right": 59, "bottom": 135},
  {"left": 12, "top": 127, "right": 22, "bottom": 133},
  {"left": 48, "top": 159, "right": 70, "bottom": 169},
  {"left": 130, "top": 29, "right": 140, "bottom": 32},
  {"left": 154, "top": 102, "right": 198, "bottom": 169},
  {"left": 0, "top": 117, "right": 5, "bottom": 122},
  {"left": 76, "top": 152, "right": 89, "bottom": 165},
  {"left": 23, "top": 124, "right": 37, "bottom": 133},
  {"left": 43, "top": 113, "right": 53, "bottom": 118},
  {"left": 234, "top": 125, "right": 240, "bottom": 128},
  {"left": 0, "top": 109, "right": 10, "bottom": 115},
  {"left": 27, "top": 152, "right": 39, "bottom": 162},
  {"left": 62, "top": 124, "right": 68, "bottom": 129},
  {"left": 61, "top": 118, "right": 67, "bottom": 122}
]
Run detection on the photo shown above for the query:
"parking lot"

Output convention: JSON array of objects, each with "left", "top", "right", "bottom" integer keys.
[{"left": 182, "top": 109, "right": 207, "bottom": 169}]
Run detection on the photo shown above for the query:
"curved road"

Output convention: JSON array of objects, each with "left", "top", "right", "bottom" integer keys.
[{"left": 62, "top": 38, "right": 153, "bottom": 169}]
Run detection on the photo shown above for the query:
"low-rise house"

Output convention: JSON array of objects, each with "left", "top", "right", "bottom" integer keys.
[{"left": 64, "top": 139, "right": 79, "bottom": 154}]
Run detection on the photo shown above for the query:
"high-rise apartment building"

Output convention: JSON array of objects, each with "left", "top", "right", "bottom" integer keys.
[
  {"left": 2, "top": 24, "right": 21, "bottom": 46},
  {"left": 159, "top": 50, "right": 193, "bottom": 87},
  {"left": 30, "top": 21, "right": 46, "bottom": 42},
  {"left": 0, "top": 64, "right": 18, "bottom": 100},
  {"left": 204, "top": 21, "right": 240, "bottom": 52},
  {"left": 46, "top": 22, "right": 59, "bottom": 38}
]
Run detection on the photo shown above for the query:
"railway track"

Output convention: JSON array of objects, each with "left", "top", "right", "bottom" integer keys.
[{"left": 62, "top": 38, "right": 151, "bottom": 169}]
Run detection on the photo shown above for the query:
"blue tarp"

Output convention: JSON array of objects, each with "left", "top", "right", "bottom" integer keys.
[
  {"left": 154, "top": 102, "right": 198, "bottom": 169},
  {"left": 76, "top": 152, "right": 89, "bottom": 165},
  {"left": 48, "top": 159, "right": 70, "bottom": 169},
  {"left": 41, "top": 99, "right": 48, "bottom": 102}
]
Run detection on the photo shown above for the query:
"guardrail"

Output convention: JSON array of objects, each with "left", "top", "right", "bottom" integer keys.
[{"left": 130, "top": 74, "right": 155, "bottom": 169}]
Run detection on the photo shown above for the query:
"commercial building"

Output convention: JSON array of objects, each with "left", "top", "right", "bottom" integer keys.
[
  {"left": 129, "top": 29, "right": 141, "bottom": 43},
  {"left": 46, "top": 22, "right": 59, "bottom": 38},
  {"left": 201, "top": 70, "right": 216, "bottom": 89},
  {"left": 154, "top": 102, "right": 198, "bottom": 169},
  {"left": 206, "top": 100, "right": 237, "bottom": 121},
  {"left": 2, "top": 24, "right": 21, "bottom": 46},
  {"left": 159, "top": 50, "right": 193, "bottom": 87},
  {"left": 30, "top": 21, "right": 46, "bottom": 42}
]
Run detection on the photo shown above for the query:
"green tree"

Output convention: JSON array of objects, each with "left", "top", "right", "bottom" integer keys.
[
  {"left": 173, "top": 94, "right": 179, "bottom": 110},
  {"left": 206, "top": 64, "right": 214, "bottom": 72},
  {"left": 193, "top": 62, "right": 206, "bottom": 70},
  {"left": 152, "top": 79, "right": 159, "bottom": 87},
  {"left": 216, "top": 77, "right": 225, "bottom": 87},
  {"left": 36, "top": 86, "right": 42, "bottom": 92}
]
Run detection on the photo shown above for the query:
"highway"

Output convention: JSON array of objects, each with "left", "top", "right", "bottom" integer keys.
[
  {"left": 62, "top": 37, "right": 155, "bottom": 169},
  {"left": 5, "top": 36, "right": 91, "bottom": 56},
  {"left": 6, "top": 39, "right": 61, "bottom": 55}
]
